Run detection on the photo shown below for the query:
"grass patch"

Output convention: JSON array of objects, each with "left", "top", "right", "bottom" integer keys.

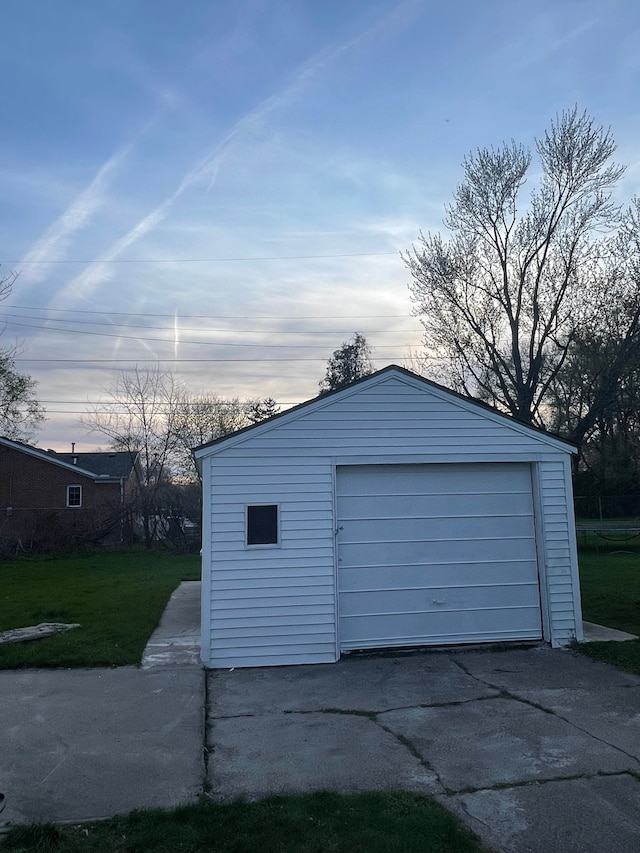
[
  {"left": 577, "top": 637, "right": 640, "bottom": 674},
  {"left": 577, "top": 545, "right": 640, "bottom": 675},
  {"left": 0, "top": 792, "right": 488, "bottom": 853},
  {"left": 2, "top": 823, "right": 65, "bottom": 853},
  {"left": 578, "top": 547, "right": 640, "bottom": 635},
  {"left": 0, "top": 549, "right": 200, "bottom": 668}
]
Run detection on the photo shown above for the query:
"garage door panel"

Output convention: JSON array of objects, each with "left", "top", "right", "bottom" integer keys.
[
  {"left": 340, "top": 561, "right": 540, "bottom": 591},
  {"left": 339, "top": 536, "right": 537, "bottom": 568},
  {"left": 338, "top": 492, "right": 534, "bottom": 520},
  {"left": 340, "top": 608, "right": 542, "bottom": 648},
  {"left": 337, "top": 463, "right": 542, "bottom": 650},
  {"left": 340, "top": 583, "right": 541, "bottom": 617},
  {"left": 341, "top": 514, "right": 536, "bottom": 543},
  {"left": 338, "top": 462, "right": 531, "bottom": 494}
]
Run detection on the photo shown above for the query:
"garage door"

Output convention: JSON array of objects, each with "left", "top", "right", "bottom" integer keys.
[{"left": 337, "top": 463, "right": 542, "bottom": 650}]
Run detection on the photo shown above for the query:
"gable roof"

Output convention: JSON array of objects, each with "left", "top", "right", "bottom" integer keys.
[
  {"left": 194, "top": 364, "right": 577, "bottom": 459},
  {"left": 54, "top": 451, "right": 137, "bottom": 479},
  {"left": 0, "top": 438, "right": 138, "bottom": 481}
]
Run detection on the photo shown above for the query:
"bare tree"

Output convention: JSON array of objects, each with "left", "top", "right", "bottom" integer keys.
[
  {"left": 545, "top": 200, "right": 640, "bottom": 487},
  {"left": 0, "top": 268, "right": 45, "bottom": 440},
  {"left": 172, "top": 393, "right": 250, "bottom": 481},
  {"left": 405, "top": 107, "right": 630, "bottom": 432},
  {"left": 82, "top": 365, "right": 183, "bottom": 547},
  {"left": 319, "top": 332, "right": 373, "bottom": 394}
]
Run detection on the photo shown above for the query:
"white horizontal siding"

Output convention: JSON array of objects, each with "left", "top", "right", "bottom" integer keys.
[
  {"left": 537, "top": 458, "right": 582, "bottom": 645},
  {"left": 200, "top": 371, "right": 580, "bottom": 666},
  {"left": 212, "top": 567, "right": 332, "bottom": 581},
  {"left": 215, "top": 380, "right": 564, "bottom": 460},
  {"left": 214, "top": 612, "right": 334, "bottom": 628},
  {"left": 209, "top": 649, "right": 337, "bottom": 668},
  {"left": 204, "top": 454, "right": 337, "bottom": 667}
]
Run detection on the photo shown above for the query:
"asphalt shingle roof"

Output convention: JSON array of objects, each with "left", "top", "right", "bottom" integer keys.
[{"left": 54, "top": 452, "right": 137, "bottom": 478}]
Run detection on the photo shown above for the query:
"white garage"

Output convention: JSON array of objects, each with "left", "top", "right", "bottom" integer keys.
[{"left": 195, "top": 366, "right": 582, "bottom": 669}]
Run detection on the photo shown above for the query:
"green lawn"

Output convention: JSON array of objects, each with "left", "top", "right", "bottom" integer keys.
[
  {"left": 577, "top": 544, "right": 640, "bottom": 674},
  {"left": 0, "top": 792, "right": 488, "bottom": 853},
  {"left": 0, "top": 549, "right": 200, "bottom": 668}
]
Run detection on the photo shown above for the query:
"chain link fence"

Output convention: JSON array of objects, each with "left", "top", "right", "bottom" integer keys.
[{"left": 574, "top": 494, "right": 640, "bottom": 521}]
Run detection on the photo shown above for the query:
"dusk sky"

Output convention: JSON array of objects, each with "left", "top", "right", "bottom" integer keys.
[{"left": 2, "top": 0, "right": 640, "bottom": 450}]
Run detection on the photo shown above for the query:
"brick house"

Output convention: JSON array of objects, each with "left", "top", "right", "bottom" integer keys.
[{"left": 0, "top": 438, "right": 139, "bottom": 553}]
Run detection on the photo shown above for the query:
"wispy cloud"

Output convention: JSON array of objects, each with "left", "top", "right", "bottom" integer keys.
[
  {"left": 57, "top": 0, "right": 424, "bottom": 304},
  {"left": 18, "top": 141, "right": 134, "bottom": 287},
  {"left": 17, "top": 47, "right": 190, "bottom": 300},
  {"left": 493, "top": 13, "right": 598, "bottom": 74}
]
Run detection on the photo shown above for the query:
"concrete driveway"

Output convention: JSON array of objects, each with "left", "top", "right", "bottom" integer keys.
[
  {"left": 3, "top": 581, "right": 640, "bottom": 853},
  {"left": 207, "top": 646, "right": 640, "bottom": 853}
]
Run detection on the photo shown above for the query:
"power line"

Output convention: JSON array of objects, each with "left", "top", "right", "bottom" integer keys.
[
  {"left": 13, "top": 357, "right": 345, "bottom": 363},
  {"left": 1, "top": 311, "right": 418, "bottom": 336},
  {"left": 39, "top": 400, "right": 299, "bottom": 405},
  {"left": 42, "top": 402, "right": 301, "bottom": 412},
  {"left": 1, "top": 251, "right": 399, "bottom": 264},
  {"left": 45, "top": 411, "right": 292, "bottom": 416},
  {"left": 4, "top": 304, "right": 411, "bottom": 320},
  {"left": 3, "top": 318, "right": 421, "bottom": 348},
  {"left": 15, "top": 356, "right": 442, "bottom": 367}
]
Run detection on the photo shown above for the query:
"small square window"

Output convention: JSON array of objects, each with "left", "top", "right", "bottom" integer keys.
[
  {"left": 67, "top": 485, "right": 82, "bottom": 508},
  {"left": 246, "top": 504, "right": 278, "bottom": 546}
]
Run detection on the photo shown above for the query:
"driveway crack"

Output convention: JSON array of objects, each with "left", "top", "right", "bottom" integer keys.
[
  {"left": 278, "top": 706, "right": 448, "bottom": 792},
  {"left": 450, "top": 656, "right": 640, "bottom": 769},
  {"left": 374, "top": 719, "right": 448, "bottom": 793},
  {"left": 202, "top": 669, "right": 212, "bottom": 795},
  {"left": 451, "top": 768, "right": 639, "bottom": 796}
]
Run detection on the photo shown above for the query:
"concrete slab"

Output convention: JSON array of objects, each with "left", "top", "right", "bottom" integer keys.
[
  {"left": 453, "top": 647, "right": 640, "bottom": 760},
  {"left": 582, "top": 621, "right": 638, "bottom": 642},
  {"left": 0, "top": 666, "right": 205, "bottom": 826},
  {"left": 379, "top": 696, "right": 634, "bottom": 792},
  {"left": 141, "top": 581, "right": 201, "bottom": 669},
  {"left": 448, "top": 773, "right": 640, "bottom": 853},
  {"left": 209, "top": 712, "right": 439, "bottom": 801},
  {"left": 453, "top": 645, "right": 640, "bottom": 693},
  {"left": 209, "top": 653, "right": 499, "bottom": 717}
]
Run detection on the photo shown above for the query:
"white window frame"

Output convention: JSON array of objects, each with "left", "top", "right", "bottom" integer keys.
[
  {"left": 66, "top": 485, "right": 83, "bottom": 508},
  {"left": 245, "top": 503, "right": 280, "bottom": 548}
]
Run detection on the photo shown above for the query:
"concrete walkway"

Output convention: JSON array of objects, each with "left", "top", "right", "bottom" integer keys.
[
  {"left": 141, "top": 581, "right": 202, "bottom": 668},
  {"left": 0, "top": 582, "right": 204, "bottom": 828},
  {"left": 582, "top": 620, "right": 638, "bottom": 642}
]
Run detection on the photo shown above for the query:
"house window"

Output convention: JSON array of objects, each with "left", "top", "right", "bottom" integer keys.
[
  {"left": 246, "top": 504, "right": 279, "bottom": 546},
  {"left": 67, "top": 485, "right": 82, "bottom": 508}
]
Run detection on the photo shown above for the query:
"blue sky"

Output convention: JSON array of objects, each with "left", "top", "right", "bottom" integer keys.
[{"left": 2, "top": 0, "right": 640, "bottom": 449}]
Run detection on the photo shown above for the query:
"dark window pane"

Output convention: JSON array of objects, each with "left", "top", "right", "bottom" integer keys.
[
  {"left": 67, "top": 486, "right": 82, "bottom": 507},
  {"left": 247, "top": 505, "right": 278, "bottom": 545}
]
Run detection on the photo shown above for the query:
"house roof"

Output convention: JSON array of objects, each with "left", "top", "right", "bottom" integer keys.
[
  {"left": 54, "top": 451, "right": 137, "bottom": 479},
  {"left": 194, "top": 364, "right": 578, "bottom": 459},
  {"left": 0, "top": 437, "right": 138, "bottom": 481}
]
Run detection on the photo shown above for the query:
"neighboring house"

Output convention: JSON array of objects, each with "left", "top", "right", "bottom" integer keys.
[
  {"left": 195, "top": 365, "right": 582, "bottom": 669},
  {"left": 0, "top": 438, "right": 139, "bottom": 552}
]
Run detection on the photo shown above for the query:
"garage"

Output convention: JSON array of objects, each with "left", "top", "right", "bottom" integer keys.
[
  {"left": 337, "top": 462, "right": 542, "bottom": 651},
  {"left": 195, "top": 365, "right": 582, "bottom": 669}
]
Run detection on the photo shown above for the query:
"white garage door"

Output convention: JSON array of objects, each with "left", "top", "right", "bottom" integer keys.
[{"left": 337, "top": 463, "right": 542, "bottom": 650}]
